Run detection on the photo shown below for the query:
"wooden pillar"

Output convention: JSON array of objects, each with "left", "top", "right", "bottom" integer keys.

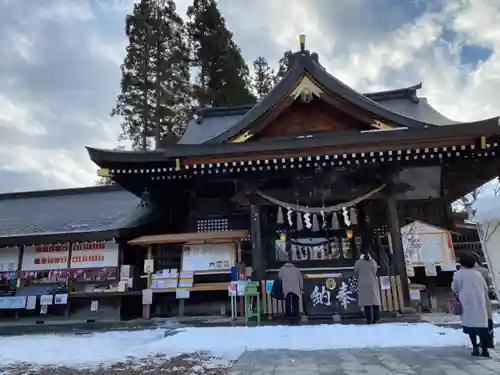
[
  {"left": 386, "top": 192, "right": 410, "bottom": 306},
  {"left": 250, "top": 204, "right": 265, "bottom": 281},
  {"left": 142, "top": 246, "right": 153, "bottom": 319}
]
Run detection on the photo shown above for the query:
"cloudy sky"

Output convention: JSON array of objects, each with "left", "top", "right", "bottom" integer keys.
[{"left": 0, "top": 0, "right": 499, "bottom": 193}]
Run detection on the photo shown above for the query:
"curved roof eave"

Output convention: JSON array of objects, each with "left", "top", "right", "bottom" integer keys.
[
  {"left": 306, "top": 59, "right": 439, "bottom": 129},
  {"left": 86, "top": 116, "right": 500, "bottom": 165}
]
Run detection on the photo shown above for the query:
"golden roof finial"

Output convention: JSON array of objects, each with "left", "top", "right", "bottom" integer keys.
[{"left": 299, "top": 33, "right": 306, "bottom": 53}]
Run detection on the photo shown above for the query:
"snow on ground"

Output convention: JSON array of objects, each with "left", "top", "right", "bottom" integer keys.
[
  {"left": 423, "top": 311, "right": 500, "bottom": 325},
  {"left": 0, "top": 323, "right": 493, "bottom": 371}
]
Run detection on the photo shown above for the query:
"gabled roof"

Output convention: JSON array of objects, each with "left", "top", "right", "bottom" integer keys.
[
  {"left": 178, "top": 66, "right": 455, "bottom": 145},
  {"left": 178, "top": 88, "right": 456, "bottom": 145},
  {"left": 0, "top": 186, "right": 157, "bottom": 246},
  {"left": 204, "top": 52, "right": 448, "bottom": 144}
]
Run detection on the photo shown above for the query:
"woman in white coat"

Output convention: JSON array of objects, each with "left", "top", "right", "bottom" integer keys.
[
  {"left": 355, "top": 251, "right": 380, "bottom": 324},
  {"left": 452, "top": 254, "right": 490, "bottom": 357}
]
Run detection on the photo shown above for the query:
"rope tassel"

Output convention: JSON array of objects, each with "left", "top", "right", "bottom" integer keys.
[
  {"left": 312, "top": 214, "right": 320, "bottom": 231},
  {"left": 277, "top": 206, "right": 284, "bottom": 224},
  {"left": 296, "top": 212, "right": 304, "bottom": 231},
  {"left": 331, "top": 212, "right": 339, "bottom": 230},
  {"left": 349, "top": 207, "right": 358, "bottom": 225}
]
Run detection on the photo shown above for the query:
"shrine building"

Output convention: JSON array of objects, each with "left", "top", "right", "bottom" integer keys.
[{"left": 83, "top": 35, "right": 500, "bottom": 319}]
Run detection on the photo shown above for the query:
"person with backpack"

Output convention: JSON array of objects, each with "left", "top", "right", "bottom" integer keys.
[{"left": 278, "top": 262, "right": 303, "bottom": 325}]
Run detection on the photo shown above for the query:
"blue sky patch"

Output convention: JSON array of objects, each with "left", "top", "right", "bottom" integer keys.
[{"left": 460, "top": 44, "right": 493, "bottom": 67}]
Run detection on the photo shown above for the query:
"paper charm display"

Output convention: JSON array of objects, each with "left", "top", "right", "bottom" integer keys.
[
  {"left": 342, "top": 207, "right": 351, "bottom": 227},
  {"left": 287, "top": 208, "right": 293, "bottom": 226},
  {"left": 303, "top": 212, "right": 312, "bottom": 229},
  {"left": 321, "top": 210, "right": 326, "bottom": 229}
]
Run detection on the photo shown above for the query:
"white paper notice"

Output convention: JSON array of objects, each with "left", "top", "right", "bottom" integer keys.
[
  {"left": 379, "top": 276, "right": 391, "bottom": 291},
  {"left": 40, "top": 294, "right": 53, "bottom": 305},
  {"left": 144, "top": 259, "right": 154, "bottom": 274},
  {"left": 406, "top": 263, "right": 415, "bottom": 277},
  {"left": 440, "top": 262, "right": 457, "bottom": 272},
  {"left": 409, "top": 289, "right": 421, "bottom": 301},
  {"left": 237, "top": 281, "right": 247, "bottom": 296},
  {"left": 118, "top": 281, "right": 127, "bottom": 292},
  {"left": 54, "top": 294, "right": 68, "bottom": 305},
  {"left": 424, "top": 262, "right": 437, "bottom": 277},
  {"left": 26, "top": 296, "right": 37, "bottom": 310},
  {"left": 40, "top": 304, "right": 48, "bottom": 314},
  {"left": 142, "top": 289, "right": 153, "bottom": 305},
  {"left": 90, "top": 300, "right": 99, "bottom": 311},
  {"left": 175, "top": 289, "right": 190, "bottom": 299}
]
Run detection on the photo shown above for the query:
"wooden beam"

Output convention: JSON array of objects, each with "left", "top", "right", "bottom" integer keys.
[
  {"left": 250, "top": 204, "right": 265, "bottom": 280},
  {"left": 128, "top": 230, "right": 249, "bottom": 247},
  {"left": 142, "top": 245, "right": 153, "bottom": 320},
  {"left": 386, "top": 187, "right": 410, "bottom": 307}
]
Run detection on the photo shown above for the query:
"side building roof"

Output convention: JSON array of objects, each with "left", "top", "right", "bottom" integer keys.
[{"left": 0, "top": 185, "right": 157, "bottom": 246}]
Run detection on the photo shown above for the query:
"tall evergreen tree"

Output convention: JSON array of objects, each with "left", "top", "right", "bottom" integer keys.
[
  {"left": 187, "top": 0, "right": 256, "bottom": 107},
  {"left": 111, "top": 0, "right": 191, "bottom": 150},
  {"left": 274, "top": 50, "right": 295, "bottom": 83},
  {"left": 252, "top": 57, "right": 274, "bottom": 100}
]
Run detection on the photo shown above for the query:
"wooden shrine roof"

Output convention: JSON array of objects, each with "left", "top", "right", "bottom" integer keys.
[
  {"left": 87, "top": 118, "right": 500, "bottom": 167},
  {"left": 177, "top": 83, "right": 456, "bottom": 145},
  {"left": 205, "top": 54, "right": 438, "bottom": 144},
  {"left": 128, "top": 230, "right": 249, "bottom": 247}
]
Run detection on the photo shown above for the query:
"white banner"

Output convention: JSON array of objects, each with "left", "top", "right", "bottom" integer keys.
[
  {"left": 21, "top": 245, "right": 70, "bottom": 271},
  {"left": 0, "top": 247, "right": 19, "bottom": 272},
  {"left": 70, "top": 242, "right": 119, "bottom": 268}
]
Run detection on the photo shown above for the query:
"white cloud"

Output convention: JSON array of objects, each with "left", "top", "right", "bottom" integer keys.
[{"left": 0, "top": 0, "right": 500, "bottom": 192}]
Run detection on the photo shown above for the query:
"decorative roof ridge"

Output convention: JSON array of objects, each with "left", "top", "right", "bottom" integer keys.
[
  {"left": 0, "top": 185, "right": 126, "bottom": 201},
  {"left": 196, "top": 104, "right": 255, "bottom": 119},
  {"left": 364, "top": 82, "right": 422, "bottom": 102}
]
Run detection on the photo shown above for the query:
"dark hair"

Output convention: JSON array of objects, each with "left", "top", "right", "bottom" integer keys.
[
  {"left": 363, "top": 254, "right": 370, "bottom": 261},
  {"left": 471, "top": 252, "right": 481, "bottom": 264},
  {"left": 459, "top": 254, "right": 476, "bottom": 269}
]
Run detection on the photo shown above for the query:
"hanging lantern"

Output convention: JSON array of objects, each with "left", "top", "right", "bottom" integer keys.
[
  {"left": 346, "top": 229, "right": 354, "bottom": 239},
  {"left": 296, "top": 212, "right": 304, "bottom": 231},
  {"left": 349, "top": 207, "right": 358, "bottom": 225},
  {"left": 312, "top": 214, "right": 320, "bottom": 231},
  {"left": 276, "top": 206, "right": 284, "bottom": 224},
  {"left": 321, "top": 210, "right": 326, "bottom": 229},
  {"left": 331, "top": 212, "right": 339, "bottom": 230}
]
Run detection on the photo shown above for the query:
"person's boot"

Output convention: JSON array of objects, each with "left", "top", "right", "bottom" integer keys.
[
  {"left": 481, "top": 347, "right": 490, "bottom": 358},
  {"left": 472, "top": 346, "right": 480, "bottom": 357}
]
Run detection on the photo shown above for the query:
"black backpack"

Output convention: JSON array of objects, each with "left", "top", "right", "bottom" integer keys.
[{"left": 270, "top": 278, "right": 285, "bottom": 300}]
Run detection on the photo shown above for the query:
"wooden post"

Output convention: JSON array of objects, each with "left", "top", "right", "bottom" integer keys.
[
  {"left": 386, "top": 193, "right": 410, "bottom": 306},
  {"left": 142, "top": 246, "right": 153, "bottom": 319},
  {"left": 250, "top": 204, "right": 265, "bottom": 281}
]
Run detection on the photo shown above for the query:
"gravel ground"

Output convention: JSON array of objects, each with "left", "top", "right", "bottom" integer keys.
[{"left": 0, "top": 352, "right": 233, "bottom": 375}]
